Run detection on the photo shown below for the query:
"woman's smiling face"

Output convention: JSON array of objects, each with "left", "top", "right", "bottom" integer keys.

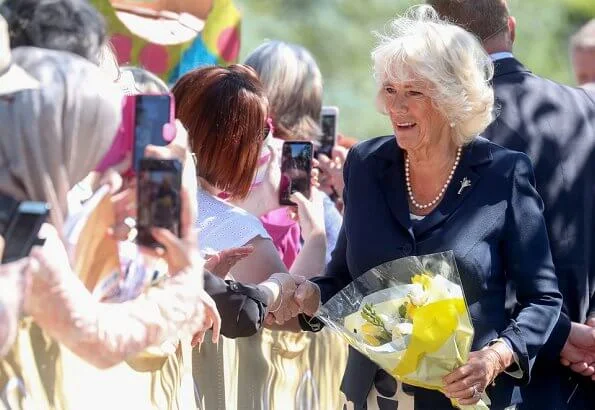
[{"left": 382, "top": 80, "right": 449, "bottom": 152}]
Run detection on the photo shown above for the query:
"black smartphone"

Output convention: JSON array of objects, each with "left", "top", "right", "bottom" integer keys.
[
  {"left": 136, "top": 158, "right": 183, "bottom": 249},
  {"left": 279, "top": 141, "right": 313, "bottom": 206},
  {"left": 132, "top": 94, "right": 173, "bottom": 172},
  {"left": 0, "top": 194, "right": 20, "bottom": 237},
  {"left": 2, "top": 201, "right": 50, "bottom": 263},
  {"left": 317, "top": 106, "right": 339, "bottom": 158}
]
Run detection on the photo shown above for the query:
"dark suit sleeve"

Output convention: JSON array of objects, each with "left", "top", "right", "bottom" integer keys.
[
  {"left": 310, "top": 147, "right": 358, "bottom": 304},
  {"left": 203, "top": 271, "right": 267, "bottom": 338},
  {"left": 536, "top": 311, "right": 571, "bottom": 361},
  {"left": 500, "top": 154, "right": 563, "bottom": 384}
]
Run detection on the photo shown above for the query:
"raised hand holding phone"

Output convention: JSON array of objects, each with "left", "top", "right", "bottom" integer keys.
[
  {"left": 279, "top": 141, "right": 313, "bottom": 206},
  {"left": 317, "top": 106, "right": 339, "bottom": 158},
  {"left": 288, "top": 189, "right": 326, "bottom": 241},
  {"left": 136, "top": 158, "right": 183, "bottom": 250}
]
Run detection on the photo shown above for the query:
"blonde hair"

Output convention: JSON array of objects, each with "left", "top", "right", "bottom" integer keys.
[
  {"left": 372, "top": 5, "right": 495, "bottom": 145},
  {"left": 244, "top": 41, "right": 323, "bottom": 141}
]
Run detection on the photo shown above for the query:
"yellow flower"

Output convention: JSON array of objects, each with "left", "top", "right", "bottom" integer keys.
[
  {"left": 406, "top": 301, "right": 419, "bottom": 319},
  {"left": 363, "top": 334, "right": 382, "bottom": 346},
  {"left": 411, "top": 273, "right": 433, "bottom": 291}
]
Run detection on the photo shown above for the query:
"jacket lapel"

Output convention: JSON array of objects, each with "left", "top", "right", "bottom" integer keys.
[
  {"left": 413, "top": 138, "right": 493, "bottom": 238},
  {"left": 373, "top": 138, "right": 413, "bottom": 236}
]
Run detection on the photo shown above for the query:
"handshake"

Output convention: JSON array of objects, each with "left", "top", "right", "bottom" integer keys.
[
  {"left": 560, "top": 318, "right": 595, "bottom": 380},
  {"left": 261, "top": 273, "right": 321, "bottom": 326}
]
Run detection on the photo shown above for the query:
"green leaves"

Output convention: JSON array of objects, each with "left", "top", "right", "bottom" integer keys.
[{"left": 361, "top": 303, "right": 392, "bottom": 344}]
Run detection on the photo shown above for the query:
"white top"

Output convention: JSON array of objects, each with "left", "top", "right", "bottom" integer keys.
[
  {"left": 409, "top": 213, "right": 426, "bottom": 221},
  {"left": 490, "top": 52, "right": 514, "bottom": 62},
  {"left": 195, "top": 188, "right": 271, "bottom": 255}
]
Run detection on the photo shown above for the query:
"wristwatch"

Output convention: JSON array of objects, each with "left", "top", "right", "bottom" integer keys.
[{"left": 298, "top": 314, "right": 324, "bottom": 332}]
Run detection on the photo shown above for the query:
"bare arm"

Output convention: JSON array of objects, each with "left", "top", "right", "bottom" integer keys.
[
  {"left": 27, "top": 249, "right": 206, "bottom": 369},
  {"left": 287, "top": 190, "right": 327, "bottom": 278},
  {"left": 228, "top": 236, "right": 288, "bottom": 284},
  {"left": 289, "top": 232, "right": 326, "bottom": 279},
  {"left": 25, "top": 223, "right": 207, "bottom": 369}
]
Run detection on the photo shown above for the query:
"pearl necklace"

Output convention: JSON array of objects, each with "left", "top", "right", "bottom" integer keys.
[{"left": 405, "top": 146, "right": 462, "bottom": 210}]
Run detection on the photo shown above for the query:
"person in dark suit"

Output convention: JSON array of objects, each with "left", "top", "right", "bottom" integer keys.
[
  {"left": 428, "top": 1, "right": 595, "bottom": 408},
  {"left": 289, "top": 6, "right": 562, "bottom": 409}
]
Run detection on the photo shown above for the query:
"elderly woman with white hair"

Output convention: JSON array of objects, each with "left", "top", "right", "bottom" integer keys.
[{"left": 290, "top": 6, "right": 562, "bottom": 410}]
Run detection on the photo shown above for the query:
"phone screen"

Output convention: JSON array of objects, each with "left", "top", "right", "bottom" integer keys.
[
  {"left": 133, "top": 95, "right": 171, "bottom": 171},
  {"left": 279, "top": 141, "right": 313, "bottom": 206},
  {"left": 2, "top": 201, "right": 49, "bottom": 263},
  {"left": 318, "top": 114, "right": 337, "bottom": 157},
  {"left": 136, "top": 159, "right": 182, "bottom": 248}
]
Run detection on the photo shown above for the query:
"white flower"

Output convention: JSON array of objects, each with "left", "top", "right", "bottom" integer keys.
[{"left": 408, "top": 284, "right": 428, "bottom": 306}]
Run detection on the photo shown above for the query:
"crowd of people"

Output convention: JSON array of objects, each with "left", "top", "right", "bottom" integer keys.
[{"left": 0, "top": 0, "right": 594, "bottom": 409}]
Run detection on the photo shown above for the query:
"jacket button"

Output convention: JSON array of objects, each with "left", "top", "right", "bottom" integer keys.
[{"left": 402, "top": 244, "right": 412, "bottom": 254}]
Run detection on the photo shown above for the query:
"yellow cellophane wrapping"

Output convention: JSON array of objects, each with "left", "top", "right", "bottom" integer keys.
[{"left": 343, "top": 296, "right": 489, "bottom": 409}]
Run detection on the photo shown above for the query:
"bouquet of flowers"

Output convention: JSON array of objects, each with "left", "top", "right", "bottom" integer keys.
[{"left": 317, "top": 251, "right": 489, "bottom": 409}]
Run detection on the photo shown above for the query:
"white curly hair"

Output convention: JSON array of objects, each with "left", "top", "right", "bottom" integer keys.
[{"left": 372, "top": 5, "right": 495, "bottom": 146}]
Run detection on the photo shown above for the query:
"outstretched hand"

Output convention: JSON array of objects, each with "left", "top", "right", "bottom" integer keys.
[
  {"left": 560, "top": 322, "right": 595, "bottom": 380},
  {"left": 204, "top": 246, "right": 254, "bottom": 278}
]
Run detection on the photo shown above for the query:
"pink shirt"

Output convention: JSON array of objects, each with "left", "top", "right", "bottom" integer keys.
[{"left": 260, "top": 208, "right": 301, "bottom": 269}]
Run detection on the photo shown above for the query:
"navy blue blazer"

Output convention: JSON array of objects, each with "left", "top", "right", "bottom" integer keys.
[
  {"left": 483, "top": 58, "right": 595, "bottom": 409},
  {"left": 313, "top": 136, "right": 562, "bottom": 409}
]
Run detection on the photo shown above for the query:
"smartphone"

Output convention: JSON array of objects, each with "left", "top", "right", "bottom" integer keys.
[
  {"left": 2, "top": 201, "right": 50, "bottom": 263},
  {"left": 318, "top": 106, "right": 339, "bottom": 158},
  {"left": 0, "top": 194, "right": 19, "bottom": 236},
  {"left": 279, "top": 141, "right": 313, "bottom": 206},
  {"left": 136, "top": 158, "right": 182, "bottom": 249},
  {"left": 95, "top": 94, "right": 175, "bottom": 174},
  {"left": 132, "top": 94, "right": 175, "bottom": 172}
]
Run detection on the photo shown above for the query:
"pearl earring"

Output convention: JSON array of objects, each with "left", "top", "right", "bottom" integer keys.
[{"left": 450, "top": 122, "right": 456, "bottom": 128}]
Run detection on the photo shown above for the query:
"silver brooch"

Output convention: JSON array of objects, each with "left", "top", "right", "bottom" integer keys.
[{"left": 458, "top": 177, "right": 471, "bottom": 195}]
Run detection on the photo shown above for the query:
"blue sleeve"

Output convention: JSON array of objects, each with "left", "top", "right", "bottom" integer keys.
[{"left": 500, "top": 153, "right": 563, "bottom": 384}]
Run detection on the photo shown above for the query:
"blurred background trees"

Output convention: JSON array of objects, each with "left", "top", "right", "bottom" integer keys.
[{"left": 236, "top": 0, "right": 595, "bottom": 139}]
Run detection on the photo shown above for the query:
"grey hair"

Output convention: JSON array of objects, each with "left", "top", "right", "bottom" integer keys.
[
  {"left": 244, "top": 40, "right": 322, "bottom": 140},
  {"left": 372, "top": 5, "right": 495, "bottom": 146}
]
